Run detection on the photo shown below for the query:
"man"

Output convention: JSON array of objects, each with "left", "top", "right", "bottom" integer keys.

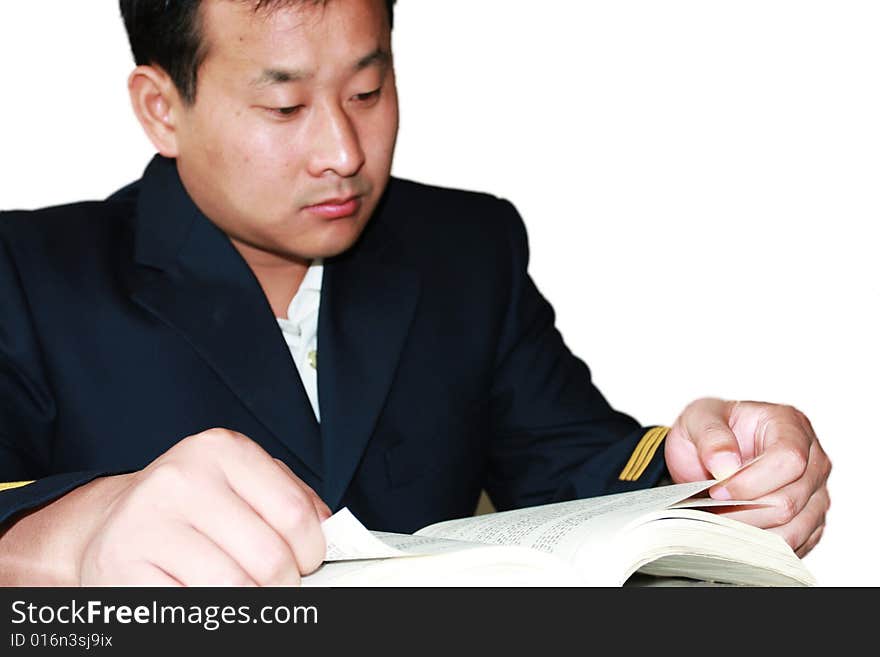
[{"left": 0, "top": 0, "right": 829, "bottom": 585}]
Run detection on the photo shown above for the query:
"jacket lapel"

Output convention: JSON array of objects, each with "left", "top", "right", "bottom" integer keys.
[
  {"left": 125, "top": 156, "right": 323, "bottom": 484},
  {"left": 318, "top": 204, "right": 421, "bottom": 511}
]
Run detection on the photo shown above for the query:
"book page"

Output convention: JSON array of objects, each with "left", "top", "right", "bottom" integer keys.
[
  {"left": 414, "top": 480, "right": 716, "bottom": 565},
  {"left": 303, "top": 542, "right": 582, "bottom": 586},
  {"left": 321, "top": 507, "right": 489, "bottom": 561},
  {"left": 415, "top": 456, "right": 765, "bottom": 566},
  {"left": 371, "top": 531, "right": 494, "bottom": 556},
  {"left": 322, "top": 508, "right": 407, "bottom": 561},
  {"left": 671, "top": 498, "right": 769, "bottom": 509},
  {"left": 621, "top": 509, "right": 816, "bottom": 586},
  {"left": 310, "top": 510, "right": 583, "bottom": 586},
  {"left": 315, "top": 459, "right": 780, "bottom": 586}
]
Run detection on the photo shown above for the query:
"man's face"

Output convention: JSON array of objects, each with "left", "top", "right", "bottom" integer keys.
[{"left": 173, "top": 0, "right": 398, "bottom": 263}]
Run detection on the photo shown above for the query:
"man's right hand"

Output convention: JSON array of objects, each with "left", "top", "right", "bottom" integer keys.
[{"left": 1, "top": 428, "right": 331, "bottom": 586}]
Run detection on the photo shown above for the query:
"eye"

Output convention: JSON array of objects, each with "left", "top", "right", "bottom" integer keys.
[
  {"left": 352, "top": 88, "right": 382, "bottom": 104},
  {"left": 268, "top": 105, "right": 303, "bottom": 118}
]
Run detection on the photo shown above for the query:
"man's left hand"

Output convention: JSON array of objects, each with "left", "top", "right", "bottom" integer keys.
[{"left": 664, "top": 398, "right": 831, "bottom": 557}]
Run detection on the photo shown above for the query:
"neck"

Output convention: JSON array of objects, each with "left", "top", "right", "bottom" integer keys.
[{"left": 230, "top": 239, "right": 310, "bottom": 319}]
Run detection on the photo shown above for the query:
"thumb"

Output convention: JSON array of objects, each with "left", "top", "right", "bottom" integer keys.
[
  {"left": 274, "top": 457, "right": 333, "bottom": 521},
  {"left": 683, "top": 399, "right": 743, "bottom": 480}
]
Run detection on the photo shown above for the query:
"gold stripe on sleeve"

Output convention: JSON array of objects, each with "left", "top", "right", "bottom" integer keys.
[
  {"left": 618, "top": 426, "right": 664, "bottom": 480},
  {"left": 0, "top": 480, "right": 36, "bottom": 492},
  {"left": 618, "top": 427, "right": 670, "bottom": 481},
  {"left": 624, "top": 429, "right": 667, "bottom": 481},
  {"left": 618, "top": 428, "right": 662, "bottom": 481}
]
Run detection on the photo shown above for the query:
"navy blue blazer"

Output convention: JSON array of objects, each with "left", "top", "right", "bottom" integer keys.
[{"left": 0, "top": 155, "right": 667, "bottom": 533}]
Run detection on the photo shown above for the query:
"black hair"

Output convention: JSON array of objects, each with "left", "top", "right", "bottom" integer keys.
[{"left": 119, "top": 0, "right": 396, "bottom": 104}]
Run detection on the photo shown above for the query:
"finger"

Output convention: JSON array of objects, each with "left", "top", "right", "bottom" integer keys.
[
  {"left": 222, "top": 445, "right": 327, "bottom": 575},
  {"left": 664, "top": 428, "right": 711, "bottom": 483},
  {"left": 188, "top": 483, "right": 305, "bottom": 586},
  {"left": 274, "top": 458, "right": 332, "bottom": 520},
  {"left": 681, "top": 399, "right": 743, "bottom": 479},
  {"left": 796, "top": 524, "right": 825, "bottom": 559},
  {"left": 717, "top": 487, "right": 828, "bottom": 554},
  {"left": 151, "top": 523, "right": 258, "bottom": 587},
  {"left": 711, "top": 433, "right": 828, "bottom": 502},
  {"left": 103, "top": 561, "right": 182, "bottom": 587},
  {"left": 716, "top": 479, "right": 828, "bottom": 537},
  {"left": 764, "top": 488, "right": 829, "bottom": 552}
]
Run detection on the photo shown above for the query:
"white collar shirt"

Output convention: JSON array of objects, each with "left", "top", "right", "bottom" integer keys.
[{"left": 276, "top": 259, "right": 323, "bottom": 423}]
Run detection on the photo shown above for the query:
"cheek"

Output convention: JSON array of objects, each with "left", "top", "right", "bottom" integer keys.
[
  {"left": 364, "top": 115, "right": 399, "bottom": 168},
  {"left": 231, "top": 125, "right": 281, "bottom": 166},
  {"left": 378, "top": 105, "right": 400, "bottom": 160},
  {"left": 193, "top": 104, "right": 285, "bottom": 168},
  {"left": 226, "top": 131, "right": 300, "bottom": 196}
]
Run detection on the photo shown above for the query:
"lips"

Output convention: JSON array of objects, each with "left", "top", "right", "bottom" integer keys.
[{"left": 304, "top": 195, "right": 362, "bottom": 220}]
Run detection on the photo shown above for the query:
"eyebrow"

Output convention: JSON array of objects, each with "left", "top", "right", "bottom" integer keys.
[{"left": 251, "top": 48, "right": 391, "bottom": 87}]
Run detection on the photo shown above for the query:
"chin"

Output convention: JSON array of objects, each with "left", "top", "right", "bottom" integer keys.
[{"left": 303, "top": 219, "right": 368, "bottom": 259}]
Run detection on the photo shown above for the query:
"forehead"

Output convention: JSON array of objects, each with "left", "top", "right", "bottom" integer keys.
[{"left": 200, "top": 0, "right": 390, "bottom": 74}]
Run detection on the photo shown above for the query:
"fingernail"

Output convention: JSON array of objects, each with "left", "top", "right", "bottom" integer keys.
[
  {"left": 710, "top": 486, "right": 732, "bottom": 501},
  {"left": 272, "top": 569, "right": 304, "bottom": 587},
  {"left": 707, "top": 452, "right": 742, "bottom": 480}
]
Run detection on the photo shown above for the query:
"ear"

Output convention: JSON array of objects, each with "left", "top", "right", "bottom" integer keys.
[{"left": 127, "top": 65, "right": 184, "bottom": 158}]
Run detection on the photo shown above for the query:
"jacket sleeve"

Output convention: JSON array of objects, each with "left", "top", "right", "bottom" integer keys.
[
  {"left": 0, "top": 227, "right": 115, "bottom": 527},
  {"left": 485, "top": 199, "right": 669, "bottom": 511}
]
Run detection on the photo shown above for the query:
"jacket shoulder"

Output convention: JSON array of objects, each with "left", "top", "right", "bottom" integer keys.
[
  {"left": 385, "top": 176, "right": 514, "bottom": 216},
  {"left": 0, "top": 187, "right": 138, "bottom": 254},
  {"left": 381, "top": 176, "right": 524, "bottom": 247}
]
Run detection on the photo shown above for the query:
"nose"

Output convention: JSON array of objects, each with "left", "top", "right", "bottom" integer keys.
[{"left": 306, "top": 100, "right": 366, "bottom": 179}]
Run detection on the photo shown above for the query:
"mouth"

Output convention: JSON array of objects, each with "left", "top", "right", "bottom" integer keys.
[{"left": 303, "top": 195, "right": 362, "bottom": 220}]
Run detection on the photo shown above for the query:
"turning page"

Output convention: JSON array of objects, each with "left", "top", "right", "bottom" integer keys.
[{"left": 321, "top": 508, "right": 487, "bottom": 562}]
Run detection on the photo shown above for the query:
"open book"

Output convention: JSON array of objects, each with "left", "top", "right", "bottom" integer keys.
[{"left": 302, "top": 476, "right": 816, "bottom": 587}]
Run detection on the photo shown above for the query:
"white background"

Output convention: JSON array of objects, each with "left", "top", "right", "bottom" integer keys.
[{"left": 1, "top": 1, "right": 877, "bottom": 585}]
